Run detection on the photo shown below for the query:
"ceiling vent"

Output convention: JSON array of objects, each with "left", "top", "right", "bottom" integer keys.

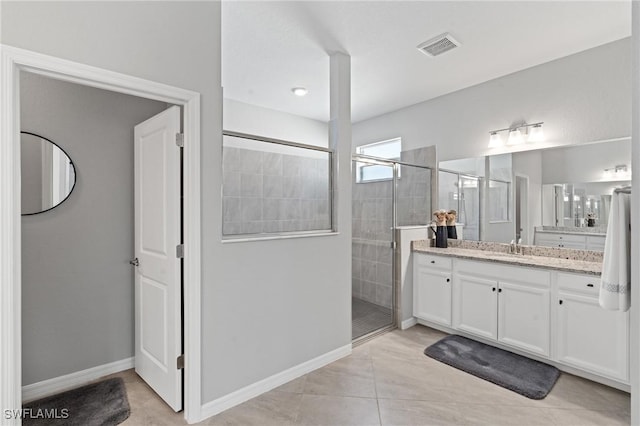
[{"left": 417, "top": 33, "right": 460, "bottom": 57}]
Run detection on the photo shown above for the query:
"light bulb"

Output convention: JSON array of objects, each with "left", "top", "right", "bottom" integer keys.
[
  {"left": 507, "top": 128, "right": 524, "bottom": 145},
  {"left": 488, "top": 132, "right": 503, "bottom": 148},
  {"left": 527, "top": 124, "right": 544, "bottom": 142}
]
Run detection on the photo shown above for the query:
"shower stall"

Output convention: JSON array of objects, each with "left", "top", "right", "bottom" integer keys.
[
  {"left": 438, "top": 169, "right": 481, "bottom": 241},
  {"left": 351, "top": 155, "right": 432, "bottom": 341}
]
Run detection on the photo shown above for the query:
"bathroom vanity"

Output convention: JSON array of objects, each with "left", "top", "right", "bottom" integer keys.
[
  {"left": 534, "top": 227, "right": 607, "bottom": 251},
  {"left": 412, "top": 240, "right": 629, "bottom": 390}
]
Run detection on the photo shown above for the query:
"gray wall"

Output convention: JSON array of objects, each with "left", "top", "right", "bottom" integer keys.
[
  {"left": 541, "top": 139, "right": 632, "bottom": 184},
  {"left": 20, "top": 72, "right": 167, "bottom": 385},
  {"left": 353, "top": 38, "right": 631, "bottom": 161},
  {"left": 224, "top": 98, "right": 328, "bottom": 147},
  {"left": 216, "top": 61, "right": 351, "bottom": 401},
  {"left": 4, "top": 3, "right": 353, "bottom": 411},
  {"left": 2, "top": 0, "right": 225, "bottom": 399}
]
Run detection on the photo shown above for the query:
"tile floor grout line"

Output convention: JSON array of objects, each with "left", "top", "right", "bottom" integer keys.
[
  {"left": 291, "top": 375, "right": 308, "bottom": 424},
  {"left": 369, "top": 352, "right": 384, "bottom": 426}
]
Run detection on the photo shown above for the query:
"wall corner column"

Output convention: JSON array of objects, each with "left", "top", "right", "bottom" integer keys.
[
  {"left": 329, "top": 52, "right": 353, "bottom": 335},
  {"left": 631, "top": 2, "right": 639, "bottom": 425}
]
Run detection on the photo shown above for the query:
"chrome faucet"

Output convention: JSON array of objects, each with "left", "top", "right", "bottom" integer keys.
[{"left": 509, "top": 238, "right": 523, "bottom": 255}]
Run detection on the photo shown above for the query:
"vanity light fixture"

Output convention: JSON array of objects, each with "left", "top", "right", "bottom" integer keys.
[
  {"left": 604, "top": 164, "right": 630, "bottom": 179},
  {"left": 488, "top": 132, "right": 503, "bottom": 148},
  {"left": 291, "top": 87, "right": 308, "bottom": 97},
  {"left": 488, "top": 122, "right": 544, "bottom": 148},
  {"left": 527, "top": 123, "right": 545, "bottom": 142},
  {"left": 507, "top": 128, "right": 524, "bottom": 145}
]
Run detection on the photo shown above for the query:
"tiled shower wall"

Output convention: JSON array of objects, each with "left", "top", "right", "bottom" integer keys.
[
  {"left": 352, "top": 161, "right": 432, "bottom": 310},
  {"left": 222, "top": 146, "right": 331, "bottom": 235},
  {"left": 397, "top": 164, "right": 432, "bottom": 227}
]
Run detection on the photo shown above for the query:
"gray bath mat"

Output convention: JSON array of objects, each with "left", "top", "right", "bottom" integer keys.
[
  {"left": 23, "top": 377, "right": 130, "bottom": 426},
  {"left": 425, "top": 335, "right": 560, "bottom": 399}
]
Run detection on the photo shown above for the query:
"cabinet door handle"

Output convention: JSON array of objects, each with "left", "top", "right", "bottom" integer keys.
[
  {"left": 586, "top": 283, "right": 594, "bottom": 288},
  {"left": 559, "top": 300, "right": 563, "bottom": 305},
  {"left": 446, "top": 278, "right": 450, "bottom": 283},
  {"left": 431, "top": 260, "right": 435, "bottom": 264},
  {"left": 498, "top": 288, "right": 502, "bottom": 293},
  {"left": 492, "top": 287, "right": 496, "bottom": 292}
]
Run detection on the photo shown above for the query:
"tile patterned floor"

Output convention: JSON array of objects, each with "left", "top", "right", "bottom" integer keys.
[
  {"left": 352, "top": 297, "right": 393, "bottom": 339},
  {"left": 113, "top": 325, "right": 630, "bottom": 425}
]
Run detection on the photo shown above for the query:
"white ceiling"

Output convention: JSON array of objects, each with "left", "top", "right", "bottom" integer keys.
[{"left": 222, "top": 1, "right": 631, "bottom": 123}]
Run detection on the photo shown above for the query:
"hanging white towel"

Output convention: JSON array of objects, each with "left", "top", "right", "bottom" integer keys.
[{"left": 599, "top": 191, "right": 631, "bottom": 311}]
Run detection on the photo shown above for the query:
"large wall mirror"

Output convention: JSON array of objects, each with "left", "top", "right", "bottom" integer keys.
[
  {"left": 438, "top": 138, "right": 631, "bottom": 251},
  {"left": 21, "top": 131, "right": 77, "bottom": 215}
]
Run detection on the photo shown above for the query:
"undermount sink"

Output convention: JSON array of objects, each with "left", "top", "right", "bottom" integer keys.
[{"left": 482, "top": 251, "right": 530, "bottom": 260}]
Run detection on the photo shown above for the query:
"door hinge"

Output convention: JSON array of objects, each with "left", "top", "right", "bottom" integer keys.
[
  {"left": 390, "top": 241, "right": 397, "bottom": 250},
  {"left": 176, "top": 244, "right": 184, "bottom": 258},
  {"left": 177, "top": 354, "right": 184, "bottom": 369},
  {"left": 176, "top": 133, "right": 184, "bottom": 147}
]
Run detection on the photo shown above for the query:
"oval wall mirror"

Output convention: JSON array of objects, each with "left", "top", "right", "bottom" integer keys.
[{"left": 21, "top": 132, "right": 77, "bottom": 215}]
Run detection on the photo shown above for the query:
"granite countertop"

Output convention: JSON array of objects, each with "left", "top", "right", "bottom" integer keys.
[{"left": 412, "top": 240, "right": 602, "bottom": 276}]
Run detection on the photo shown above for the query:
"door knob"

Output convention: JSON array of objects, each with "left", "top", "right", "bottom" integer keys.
[{"left": 129, "top": 257, "right": 139, "bottom": 267}]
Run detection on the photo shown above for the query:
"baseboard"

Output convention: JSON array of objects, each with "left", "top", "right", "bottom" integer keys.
[
  {"left": 22, "top": 357, "right": 135, "bottom": 403},
  {"left": 200, "top": 344, "right": 352, "bottom": 421},
  {"left": 401, "top": 317, "right": 418, "bottom": 330}
]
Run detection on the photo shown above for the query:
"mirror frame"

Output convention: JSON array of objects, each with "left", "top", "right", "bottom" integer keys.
[{"left": 21, "top": 131, "right": 77, "bottom": 216}]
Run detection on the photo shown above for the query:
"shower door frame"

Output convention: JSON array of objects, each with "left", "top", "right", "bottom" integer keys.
[{"left": 352, "top": 154, "right": 434, "bottom": 342}]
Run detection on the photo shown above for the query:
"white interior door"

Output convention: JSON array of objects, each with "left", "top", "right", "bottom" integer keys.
[{"left": 134, "top": 106, "right": 182, "bottom": 411}]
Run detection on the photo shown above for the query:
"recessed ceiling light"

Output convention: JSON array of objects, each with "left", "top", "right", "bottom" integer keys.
[{"left": 291, "top": 87, "right": 308, "bottom": 97}]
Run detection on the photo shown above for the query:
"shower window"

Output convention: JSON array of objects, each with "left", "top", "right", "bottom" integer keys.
[
  {"left": 222, "top": 132, "right": 333, "bottom": 237},
  {"left": 355, "top": 137, "right": 401, "bottom": 182}
]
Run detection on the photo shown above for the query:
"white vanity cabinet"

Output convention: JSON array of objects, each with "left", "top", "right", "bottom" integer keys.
[
  {"left": 535, "top": 231, "right": 588, "bottom": 249},
  {"left": 453, "top": 273, "right": 497, "bottom": 340},
  {"left": 534, "top": 231, "right": 606, "bottom": 251},
  {"left": 556, "top": 272, "right": 629, "bottom": 381},
  {"left": 497, "top": 279, "right": 550, "bottom": 356},
  {"left": 412, "top": 250, "right": 629, "bottom": 388},
  {"left": 453, "top": 260, "right": 550, "bottom": 357},
  {"left": 413, "top": 253, "right": 452, "bottom": 326}
]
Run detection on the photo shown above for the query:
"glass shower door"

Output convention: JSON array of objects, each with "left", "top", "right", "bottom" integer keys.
[{"left": 352, "top": 158, "right": 394, "bottom": 340}]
